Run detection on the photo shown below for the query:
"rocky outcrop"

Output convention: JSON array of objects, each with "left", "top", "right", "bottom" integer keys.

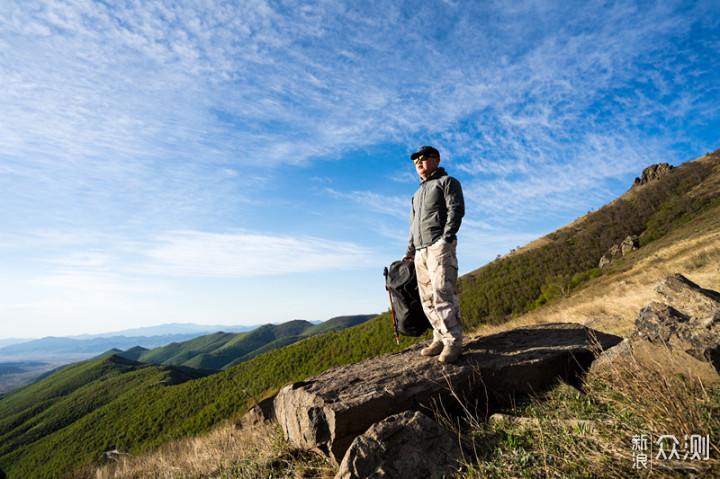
[
  {"left": 335, "top": 410, "right": 461, "bottom": 479},
  {"left": 654, "top": 274, "right": 720, "bottom": 323},
  {"left": 633, "top": 163, "right": 674, "bottom": 186},
  {"left": 592, "top": 274, "right": 720, "bottom": 383},
  {"left": 620, "top": 235, "right": 640, "bottom": 255},
  {"left": 637, "top": 275, "right": 720, "bottom": 370},
  {"left": 599, "top": 235, "right": 639, "bottom": 268},
  {"left": 273, "top": 323, "right": 621, "bottom": 464}
]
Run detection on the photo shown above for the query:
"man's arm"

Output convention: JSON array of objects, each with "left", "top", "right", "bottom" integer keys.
[{"left": 443, "top": 177, "right": 464, "bottom": 241}]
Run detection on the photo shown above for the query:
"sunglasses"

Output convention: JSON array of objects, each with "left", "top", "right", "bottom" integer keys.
[{"left": 413, "top": 154, "right": 437, "bottom": 164}]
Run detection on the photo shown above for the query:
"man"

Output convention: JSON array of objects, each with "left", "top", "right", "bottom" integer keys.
[{"left": 402, "top": 145, "right": 464, "bottom": 363}]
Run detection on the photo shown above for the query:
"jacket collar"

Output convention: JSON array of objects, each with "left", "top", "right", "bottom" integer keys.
[{"left": 420, "top": 167, "right": 447, "bottom": 183}]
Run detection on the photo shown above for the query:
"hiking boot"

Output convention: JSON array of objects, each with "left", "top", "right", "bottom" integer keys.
[
  {"left": 439, "top": 344, "right": 462, "bottom": 363},
  {"left": 421, "top": 341, "right": 444, "bottom": 357}
]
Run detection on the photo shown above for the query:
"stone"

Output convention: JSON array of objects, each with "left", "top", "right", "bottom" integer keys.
[
  {"left": 600, "top": 235, "right": 640, "bottom": 268},
  {"left": 620, "top": 235, "right": 639, "bottom": 255},
  {"left": 599, "top": 255, "right": 612, "bottom": 269},
  {"left": 274, "top": 323, "right": 621, "bottom": 463},
  {"left": 654, "top": 274, "right": 720, "bottom": 323},
  {"left": 635, "top": 301, "right": 720, "bottom": 371},
  {"left": 633, "top": 163, "right": 674, "bottom": 186},
  {"left": 334, "top": 410, "right": 461, "bottom": 479},
  {"left": 593, "top": 274, "right": 720, "bottom": 381}
]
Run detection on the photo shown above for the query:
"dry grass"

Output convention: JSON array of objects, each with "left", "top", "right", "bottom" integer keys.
[
  {"left": 95, "top": 421, "right": 335, "bottom": 479},
  {"left": 468, "top": 227, "right": 720, "bottom": 340},
  {"left": 456, "top": 345, "right": 720, "bottom": 478}
]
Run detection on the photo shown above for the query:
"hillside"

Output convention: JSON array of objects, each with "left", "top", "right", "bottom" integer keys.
[
  {"left": 1, "top": 152, "right": 719, "bottom": 478},
  {"left": 458, "top": 151, "right": 720, "bottom": 328},
  {"left": 0, "top": 354, "right": 211, "bottom": 476}
]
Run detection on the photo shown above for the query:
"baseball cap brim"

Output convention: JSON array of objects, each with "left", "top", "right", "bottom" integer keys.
[{"left": 410, "top": 146, "right": 440, "bottom": 160}]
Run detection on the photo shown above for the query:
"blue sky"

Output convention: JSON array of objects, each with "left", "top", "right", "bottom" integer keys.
[{"left": 1, "top": 0, "right": 719, "bottom": 339}]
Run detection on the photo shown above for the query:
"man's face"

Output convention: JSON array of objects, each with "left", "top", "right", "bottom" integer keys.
[{"left": 415, "top": 155, "right": 440, "bottom": 180}]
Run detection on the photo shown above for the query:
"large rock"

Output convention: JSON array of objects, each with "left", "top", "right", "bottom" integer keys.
[
  {"left": 635, "top": 301, "right": 720, "bottom": 370},
  {"left": 591, "top": 336, "right": 720, "bottom": 386},
  {"left": 599, "top": 235, "right": 640, "bottom": 268},
  {"left": 274, "top": 323, "right": 621, "bottom": 463},
  {"left": 654, "top": 274, "right": 720, "bottom": 323},
  {"left": 334, "top": 410, "right": 461, "bottom": 479},
  {"left": 592, "top": 274, "right": 720, "bottom": 381},
  {"left": 620, "top": 235, "right": 639, "bottom": 255},
  {"left": 236, "top": 395, "right": 276, "bottom": 429},
  {"left": 632, "top": 163, "right": 674, "bottom": 186}
]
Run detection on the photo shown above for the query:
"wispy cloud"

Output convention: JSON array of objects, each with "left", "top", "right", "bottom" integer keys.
[{"left": 143, "top": 230, "right": 379, "bottom": 277}]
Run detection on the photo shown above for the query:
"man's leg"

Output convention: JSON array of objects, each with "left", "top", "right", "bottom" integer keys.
[
  {"left": 415, "top": 248, "right": 445, "bottom": 356},
  {"left": 416, "top": 239, "right": 463, "bottom": 361},
  {"left": 425, "top": 238, "right": 462, "bottom": 347}
]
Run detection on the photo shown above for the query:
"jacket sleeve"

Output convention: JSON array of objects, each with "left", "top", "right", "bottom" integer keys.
[{"left": 442, "top": 177, "right": 464, "bottom": 241}]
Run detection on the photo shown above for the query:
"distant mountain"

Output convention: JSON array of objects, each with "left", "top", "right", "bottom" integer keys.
[
  {"left": 0, "top": 338, "right": 32, "bottom": 349},
  {"left": 117, "top": 315, "right": 377, "bottom": 371},
  {"left": 69, "top": 322, "right": 263, "bottom": 339},
  {"left": 0, "top": 334, "right": 219, "bottom": 360}
]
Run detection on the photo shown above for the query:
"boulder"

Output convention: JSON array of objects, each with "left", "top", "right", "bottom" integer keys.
[
  {"left": 599, "top": 255, "right": 613, "bottom": 269},
  {"left": 632, "top": 163, "right": 674, "bottom": 186},
  {"left": 334, "top": 410, "right": 461, "bottom": 479},
  {"left": 635, "top": 301, "right": 720, "bottom": 371},
  {"left": 591, "top": 336, "right": 720, "bottom": 386},
  {"left": 654, "top": 274, "right": 720, "bottom": 323},
  {"left": 592, "top": 274, "right": 720, "bottom": 381},
  {"left": 599, "top": 235, "right": 640, "bottom": 268},
  {"left": 620, "top": 235, "right": 639, "bottom": 255},
  {"left": 274, "top": 323, "right": 621, "bottom": 463}
]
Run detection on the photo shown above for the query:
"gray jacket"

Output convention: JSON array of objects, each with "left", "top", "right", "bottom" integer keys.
[{"left": 405, "top": 167, "right": 464, "bottom": 257}]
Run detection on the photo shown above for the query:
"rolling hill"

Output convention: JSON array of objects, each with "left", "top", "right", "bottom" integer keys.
[{"left": 115, "top": 315, "right": 376, "bottom": 370}]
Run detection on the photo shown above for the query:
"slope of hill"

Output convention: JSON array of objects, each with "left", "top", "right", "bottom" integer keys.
[
  {"left": 1, "top": 152, "right": 718, "bottom": 478},
  {"left": 0, "top": 354, "right": 212, "bottom": 476},
  {"left": 458, "top": 152, "right": 720, "bottom": 328}
]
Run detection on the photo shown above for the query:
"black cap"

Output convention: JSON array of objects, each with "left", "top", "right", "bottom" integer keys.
[{"left": 410, "top": 145, "right": 440, "bottom": 161}]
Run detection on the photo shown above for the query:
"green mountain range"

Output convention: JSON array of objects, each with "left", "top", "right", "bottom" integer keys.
[
  {"left": 1, "top": 151, "right": 718, "bottom": 478},
  {"left": 114, "top": 315, "right": 376, "bottom": 370}
]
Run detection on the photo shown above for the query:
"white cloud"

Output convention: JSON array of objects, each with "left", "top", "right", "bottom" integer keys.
[{"left": 143, "top": 230, "right": 379, "bottom": 277}]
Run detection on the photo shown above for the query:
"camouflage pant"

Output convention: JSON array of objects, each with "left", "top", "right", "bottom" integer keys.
[{"left": 414, "top": 238, "right": 463, "bottom": 346}]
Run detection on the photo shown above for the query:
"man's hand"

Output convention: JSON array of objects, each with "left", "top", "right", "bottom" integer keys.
[{"left": 402, "top": 255, "right": 413, "bottom": 261}]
